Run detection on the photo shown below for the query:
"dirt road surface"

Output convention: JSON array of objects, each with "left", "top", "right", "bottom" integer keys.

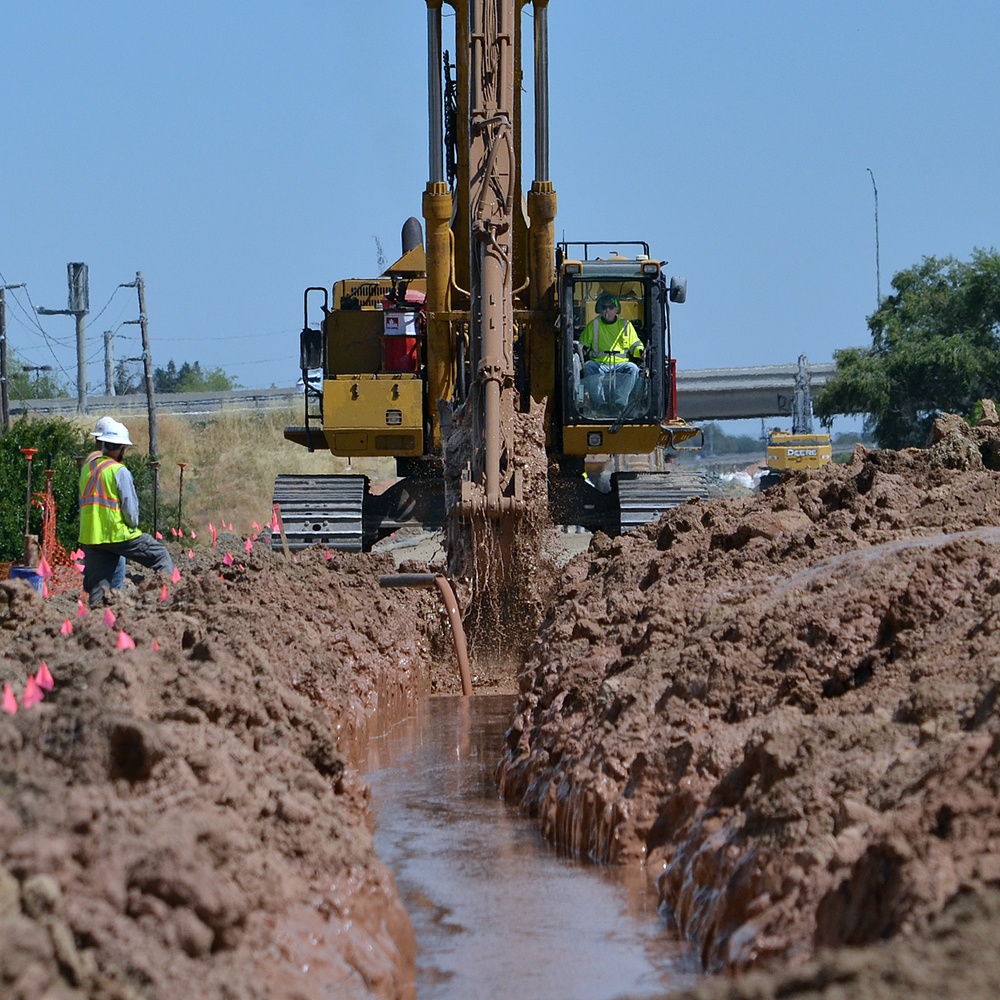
[{"left": 3, "top": 411, "right": 1000, "bottom": 998}]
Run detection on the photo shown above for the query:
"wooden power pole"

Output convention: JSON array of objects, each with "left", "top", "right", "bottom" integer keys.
[
  {"left": 37, "top": 263, "right": 89, "bottom": 415},
  {"left": 121, "top": 272, "right": 158, "bottom": 457}
]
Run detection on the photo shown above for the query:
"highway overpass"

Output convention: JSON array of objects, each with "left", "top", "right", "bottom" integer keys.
[{"left": 8, "top": 360, "right": 837, "bottom": 424}]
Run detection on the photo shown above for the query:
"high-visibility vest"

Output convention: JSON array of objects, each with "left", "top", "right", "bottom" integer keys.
[
  {"left": 79, "top": 456, "right": 142, "bottom": 545},
  {"left": 580, "top": 317, "right": 643, "bottom": 365}
]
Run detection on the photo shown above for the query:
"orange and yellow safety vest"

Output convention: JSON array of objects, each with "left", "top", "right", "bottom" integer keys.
[{"left": 78, "top": 456, "right": 142, "bottom": 545}]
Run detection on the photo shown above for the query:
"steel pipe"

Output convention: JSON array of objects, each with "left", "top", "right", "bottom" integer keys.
[{"left": 379, "top": 572, "right": 473, "bottom": 696}]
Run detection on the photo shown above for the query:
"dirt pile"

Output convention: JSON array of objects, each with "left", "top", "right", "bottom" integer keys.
[
  {"left": 498, "top": 414, "right": 1000, "bottom": 991},
  {"left": 0, "top": 542, "right": 445, "bottom": 1000}
]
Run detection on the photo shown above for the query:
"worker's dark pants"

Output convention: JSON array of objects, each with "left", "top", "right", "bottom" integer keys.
[{"left": 82, "top": 534, "right": 174, "bottom": 606}]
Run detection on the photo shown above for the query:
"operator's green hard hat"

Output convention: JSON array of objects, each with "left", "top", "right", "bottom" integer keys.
[{"left": 596, "top": 292, "right": 620, "bottom": 310}]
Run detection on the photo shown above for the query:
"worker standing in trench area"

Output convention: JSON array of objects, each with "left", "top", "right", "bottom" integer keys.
[{"left": 78, "top": 418, "right": 174, "bottom": 607}]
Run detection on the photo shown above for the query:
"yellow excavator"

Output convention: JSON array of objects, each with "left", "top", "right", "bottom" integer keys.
[
  {"left": 275, "top": 0, "right": 703, "bottom": 554},
  {"left": 760, "top": 355, "right": 832, "bottom": 487}
]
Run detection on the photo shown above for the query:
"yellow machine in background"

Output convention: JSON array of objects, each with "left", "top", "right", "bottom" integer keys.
[
  {"left": 761, "top": 355, "right": 832, "bottom": 486},
  {"left": 765, "top": 430, "right": 833, "bottom": 473}
]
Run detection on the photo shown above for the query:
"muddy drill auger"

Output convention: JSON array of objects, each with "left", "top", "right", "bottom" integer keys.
[
  {"left": 454, "top": 0, "right": 528, "bottom": 552},
  {"left": 277, "top": 0, "right": 702, "bottom": 591}
]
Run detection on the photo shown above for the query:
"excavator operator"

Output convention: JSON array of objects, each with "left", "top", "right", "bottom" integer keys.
[{"left": 579, "top": 292, "right": 645, "bottom": 413}]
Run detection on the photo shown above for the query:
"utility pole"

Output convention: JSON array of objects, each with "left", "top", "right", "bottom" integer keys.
[
  {"left": 1, "top": 283, "right": 26, "bottom": 432},
  {"left": 37, "top": 263, "right": 89, "bottom": 414},
  {"left": 121, "top": 271, "right": 158, "bottom": 457},
  {"left": 104, "top": 330, "right": 115, "bottom": 396}
]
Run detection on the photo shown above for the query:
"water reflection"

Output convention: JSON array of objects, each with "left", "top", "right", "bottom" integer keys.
[{"left": 365, "top": 695, "right": 700, "bottom": 999}]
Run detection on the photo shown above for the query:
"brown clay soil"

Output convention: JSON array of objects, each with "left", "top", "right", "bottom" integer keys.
[
  {"left": 4, "top": 411, "right": 1000, "bottom": 998},
  {"left": 499, "top": 412, "right": 1000, "bottom": 998}
]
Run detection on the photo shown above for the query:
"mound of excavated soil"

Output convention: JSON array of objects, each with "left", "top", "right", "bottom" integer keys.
[
  {"left": 7, "top": 409, "right": 1000, "bottom": 1000},
  {"left": 498, "top": 413, "right": 1000, "bottom": 996},
  {"left": 0, "top": 542, "right": 449, "bottom": 1000}
]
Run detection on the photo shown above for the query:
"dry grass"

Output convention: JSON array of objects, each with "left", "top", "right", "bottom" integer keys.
[{"left": 76, "top": 407, "right": 395, "bottom": 535}]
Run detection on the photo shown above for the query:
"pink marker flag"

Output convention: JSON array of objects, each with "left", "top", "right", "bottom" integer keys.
[
  {"left": 155, "top": 531, "right": 163, "bottom": 540},
  {"left": 178, "top": 529, "right": 185, "bottom": 538},
  {"left": 188, "top": 549, "right": 194, "bottom": 559},
  {"left": 74, "top": 562, "right": 85, "bottom": 573},
  {"left": 36, "top": 662, "right": 55, "bottom": 691},
  {"left": 2, "top": 683, "right": 17, "bottom": 714},
  {"left": 151, "top": 639, "right": 160, "bottom": 651},
  {"left": 42, "top": 582, "right": 50, "bottom": 600},
  {"left": 158, "top": 584, "right": 169, "bottom": 602},
  {"left": 171, "top": 566, "right": 182, "bottom": 583},
  {"left": 76, "top": 599, "right": 88, "bottom": 617},
  {"left": 36, "top": 556, "right": 53, "bottom": 580},
  {"left": 222, "top": 552, "right": 234, "bottom": 566},
  {"left": 60, "top": 618, "right": 73, "bottom": 636},
  {"left": 244, "top": 538, "right": 253, "bottom": 553},
  {"left": 22, "top": 676, "right": 43, "bottom": 708},
  {"left": 190, "top": 530, "right": 196, "bottom": 539},
  {"left": 324, "top": 549, "right": 332, "bottom": 561},
  {"left": 252, "top": 522, "right": 261, "bottom": 533},
  {"left": 103, "top": 608, "right": 116, "bottom": 627},
  {"left": 170, "top": 527, "right": 178, "bottom": 537},
  {"left": 209, "top": 523, "right": 217, "bottom": 548},
  {"left": 116, "top": 630, "right": 136, "bottom": 651}
]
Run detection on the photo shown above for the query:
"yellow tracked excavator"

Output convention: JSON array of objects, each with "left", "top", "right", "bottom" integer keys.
[
  {"left": 275, "top": 0, "right": 704, "bottom": 560},
  {"left": 760, "top": 354, "right": 832, "bottom": 488}
]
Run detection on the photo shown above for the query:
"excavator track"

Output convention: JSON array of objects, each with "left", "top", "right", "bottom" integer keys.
[
  {"left": 615, "top": 470, "right": 709, "bottom": 532},
  {"left": 272, "top": 474, "right": 366, "bottom": 552}
]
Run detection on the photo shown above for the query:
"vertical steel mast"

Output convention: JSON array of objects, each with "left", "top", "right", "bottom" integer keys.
[{"left": 459, "top": 0, "right": 522, "bottom": 521}]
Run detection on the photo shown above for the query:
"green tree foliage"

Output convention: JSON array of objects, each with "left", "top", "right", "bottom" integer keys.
[
  {"left": 815, "top": 248, "right": 1000, "bottom": 449},
  {"left": 6, "top": 356, "right": 67, "bottom": 400},
  {"left": 0, "top": 418, "right": 166, "bottom": 562},
  {"left": 702, "top": 422, "right": 762, "bottom": 455},
  {"left": 0, "top": 418, "right": 86, "bottom": 561},
  {"left": 153, "top": 360, "right": 238, "bottom": 393}
]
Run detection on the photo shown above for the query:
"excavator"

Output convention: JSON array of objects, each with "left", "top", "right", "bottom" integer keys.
[
  {"left": 760, "top": 354, "right": 833, "bottom": 488},
  {"left": 274, "top": 0, "right": 704, "bottom": 563}
]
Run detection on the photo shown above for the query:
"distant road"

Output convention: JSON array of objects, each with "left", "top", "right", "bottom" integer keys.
[{"left": 9, "top": 361, "right": 836, "bottom": 423}]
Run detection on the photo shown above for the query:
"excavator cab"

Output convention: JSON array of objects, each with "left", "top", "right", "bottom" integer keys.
[{"left": 557, "top": 243, "right": 686, "bottom": 459}]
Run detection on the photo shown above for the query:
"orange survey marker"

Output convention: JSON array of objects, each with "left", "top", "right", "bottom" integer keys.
[{"left": 271, "top": 504, "right": 291, "bottom": 559}]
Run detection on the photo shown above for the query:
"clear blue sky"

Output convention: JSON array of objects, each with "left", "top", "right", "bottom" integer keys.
[{"left": 3, "top": 2, "right": 998, "bottom": 435}]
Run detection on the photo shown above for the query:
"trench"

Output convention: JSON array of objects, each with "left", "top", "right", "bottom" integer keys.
[{"left": 364, "top": 694, "right": 701, "bottom": 999}]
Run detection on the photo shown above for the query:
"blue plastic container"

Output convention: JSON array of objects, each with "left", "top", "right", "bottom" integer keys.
[{"left": 8, "top": 566, "right": 43, "bottom": 592}]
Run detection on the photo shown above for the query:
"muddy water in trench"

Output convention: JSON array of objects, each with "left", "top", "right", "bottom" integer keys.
[{"left": 364, "top": 695, "right": 700, "bottom": 1000}]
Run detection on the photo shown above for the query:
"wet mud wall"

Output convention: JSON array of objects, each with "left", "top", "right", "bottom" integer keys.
[
  {"left": 0, "top": 544, "right": 443, "bottom": 1000},
  {"left": 498, "top": 419, "right": 1000, "bottom": 978}
]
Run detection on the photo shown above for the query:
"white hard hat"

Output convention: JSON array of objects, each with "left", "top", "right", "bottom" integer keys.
[
  {"left": 96, "top": 418, "right": 133, "bottom": 447},
  {"left": 91, "top": 415, "right": 116, "bottom": 439}
]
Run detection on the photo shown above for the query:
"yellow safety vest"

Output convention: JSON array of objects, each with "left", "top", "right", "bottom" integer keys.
[
  {"left": 79, "top": 456, "right": 142, "bottom": 545},
  {"left": 580, "top": 317, "right": 643, "bottom": 365}
]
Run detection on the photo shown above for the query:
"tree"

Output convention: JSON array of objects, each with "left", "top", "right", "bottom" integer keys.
[
  {"left": 6, "top": 355, "right": 67, "bottom": 400},
  {"left": 153, "top": 360, "right": 239, "bottom": 393},
  {"left": 0, "top": 418, "right": 86, "bottom": 560},
  {"left": 815, "top": 248, "right": 1000, "bottom": 449},
  {"left": 0, "top": 417, "right": 167, "bottom": 561}
]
